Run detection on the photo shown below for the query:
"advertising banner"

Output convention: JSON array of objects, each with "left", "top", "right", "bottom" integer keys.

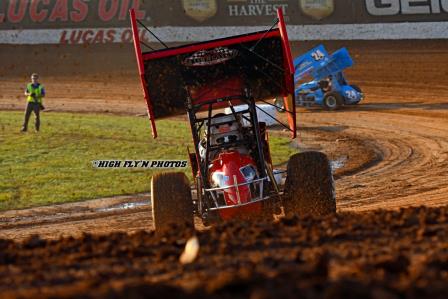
[{"left": 0, "top": 0, "right": 447, "bottom": 44}]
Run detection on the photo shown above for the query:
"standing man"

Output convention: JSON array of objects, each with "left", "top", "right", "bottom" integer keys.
[{"left": 22, "top": 73, "right": 45, "bottom": 132}]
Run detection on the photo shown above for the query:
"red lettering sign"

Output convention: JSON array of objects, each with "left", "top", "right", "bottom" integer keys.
[
  {"left": 49, "top": 0, "right": 69, "bottom": 21},
  {"left": 2, "top": 0, "right": 146, "bottom": 25},
  {"left": 92, "top": 30, "right": 104, "bottom": 43},
  {"left": 71, "top": 0, "right": 88, "bottom": 22},
  {"left": 82, "top": 30, "right": 94, "bottom": 43},
  {"left": 106, "top": 29, "right": 116, "bottom": 43},
  {"left": 59, "top": 29, "right": 121, "bottom": 44},
  {"left": 121, "top": 29, "right": 133, "bottom": 43},
  {"left": 71, "top": 31, "right": 83, "bottom": 43},
  {"left": 118, "top": 0, "right": 131, "bottom": 20},
  {"left": 131, "top": 0, "right": 146, "bottom": 20},
  {"left": 30, "top": 0, "right": 49, "bottom": 23},
  {"left": 98, "top": 0, "right": 119, "bottom": 22},
  {"left": 8, "top": 0, "right": 28, "bottom": 23}
]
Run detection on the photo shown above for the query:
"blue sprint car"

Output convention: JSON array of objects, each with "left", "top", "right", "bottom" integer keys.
[{"left": 275, "top": 45, "right": 364, "bottom": 111}]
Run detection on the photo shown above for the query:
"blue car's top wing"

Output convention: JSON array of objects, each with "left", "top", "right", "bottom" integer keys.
[
  {"left": 294, "top": 45, "right": 354, "bottom": 83},
  {"left": 294, "top": 45, "right": 329, "bottom": 82}
]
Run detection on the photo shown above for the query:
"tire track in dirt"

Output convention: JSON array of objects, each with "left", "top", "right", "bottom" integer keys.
[
  {"left": 300, "top": 108, "right": 448, "bottom": 212},
  {"left": 2, "top": 106, "right": 448, "bottom": 239},
  {"left": 1, "top": 40, "right": 448, "bottom": 239}
]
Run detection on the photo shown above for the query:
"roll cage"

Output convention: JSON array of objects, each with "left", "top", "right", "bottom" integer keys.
[{"left": 129, "top": 8, "right": 296, "bottom": 217}]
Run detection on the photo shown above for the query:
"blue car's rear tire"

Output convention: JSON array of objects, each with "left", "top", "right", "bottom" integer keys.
[
  {"left": 350, "top": 85, "right": 363, "bottom": 104},
  {"left": 323, "top": 92, "right": 343, "bottom": 110}
]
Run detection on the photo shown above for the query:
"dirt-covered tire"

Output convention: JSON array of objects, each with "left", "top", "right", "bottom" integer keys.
[
  {"left": 151, "top": 172, "right": 194, "bottom": 232},
  {"left": 323, "top": 92, "right": 343, "bottom": 111},
  {"left": 284, "top": 151, "right": 336, "bottom": 216},
  {"left": 261, "top": 198, "right": 276, "bottom": 220}
]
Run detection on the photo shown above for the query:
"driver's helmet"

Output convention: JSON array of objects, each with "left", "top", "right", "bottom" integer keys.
[
  {"left": 319, "top": 80, "right": 329, "bottom": 89},
  {"left": 207, "top": 113, "right": 241, "bottom": 146},
  {"left": 319, "top": 77, "right": 332, "bottom": 91}
]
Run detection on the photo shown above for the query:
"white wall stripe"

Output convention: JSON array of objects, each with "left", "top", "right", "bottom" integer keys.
[{"left": 1, "top": 22, "right": 447, "bottom": 44}]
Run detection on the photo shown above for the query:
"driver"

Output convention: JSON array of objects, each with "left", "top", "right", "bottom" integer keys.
[
  {"left": 199, "top": 113, "right": 245, "bottom": 161},
  {"left": 319, "top": 76, "right": 332, "bottom": 92}
]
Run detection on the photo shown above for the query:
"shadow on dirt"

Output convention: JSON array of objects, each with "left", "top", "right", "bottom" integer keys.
[{"left": 345, "top": 102, "right": 448, "bottom": 112}]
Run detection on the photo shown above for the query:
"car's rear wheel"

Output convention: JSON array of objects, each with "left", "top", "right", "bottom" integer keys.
[
  {"left": 350, "top": 84, "right": 363, "bottom": 104},
  {"left": 151, "top": 172, "right": 194, "bottom": 233},
  {"left": 323, "top": 92, "right": 343, "bottom": 110},
  {"left": 283, "top": 152, "right": 336, "bottom": 216},
  {"left": 350, "top": 84, "right": 362, "bottom": 93}
]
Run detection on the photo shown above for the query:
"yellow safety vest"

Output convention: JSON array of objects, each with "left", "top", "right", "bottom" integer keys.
[{"left": 26, "top": 83, "right": 44, "bottom": 103}]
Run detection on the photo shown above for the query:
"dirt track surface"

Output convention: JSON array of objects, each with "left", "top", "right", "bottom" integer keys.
[
  {"left": 1, "top": 207, "right": 448, "bottom": 298},
  {"left": 1, "top": 40, "right": 448, "bottom": 240},
  {"left": 0, "top": 40, "right": 448, "bottom": 297}
]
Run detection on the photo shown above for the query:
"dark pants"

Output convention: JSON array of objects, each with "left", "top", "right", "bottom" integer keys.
[{"left": 22, "top": 102, "right": 40, "bottom": 131}]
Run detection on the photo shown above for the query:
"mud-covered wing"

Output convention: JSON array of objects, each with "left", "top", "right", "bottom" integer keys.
[{"left": 130, "top": 9, "right": 296, "bottom": 138}]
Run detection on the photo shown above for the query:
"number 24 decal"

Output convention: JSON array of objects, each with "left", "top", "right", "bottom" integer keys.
[{"left": 311, "top": 50, "right": 325, "bottom": 61}]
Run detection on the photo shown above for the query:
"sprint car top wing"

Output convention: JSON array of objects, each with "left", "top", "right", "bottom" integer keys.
[
  {"left": 130, "top": 8, "right": 296, "bottom": 138},
  {"left": 294, "top": 44, "right": 354, "bottom": 83}
]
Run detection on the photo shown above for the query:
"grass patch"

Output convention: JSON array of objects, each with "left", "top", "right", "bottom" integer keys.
[{"left": 0, "top": 111, "right": 297, "bottom": 211}]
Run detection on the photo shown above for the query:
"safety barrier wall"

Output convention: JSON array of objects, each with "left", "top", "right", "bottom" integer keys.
[{"left": 1, "top": 0, "right": 447, "bottom": 44}]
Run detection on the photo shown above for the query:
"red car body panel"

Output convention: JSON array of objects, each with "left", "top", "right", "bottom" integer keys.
[
  {"left": 188, "top": 76, "right": 245, "bottom": 108},
  {"left": 129, "top": 9, "right": 157, "bottom": 138},
  {"left": 209, "top": 151, "right": 262, "bottom": 219}
]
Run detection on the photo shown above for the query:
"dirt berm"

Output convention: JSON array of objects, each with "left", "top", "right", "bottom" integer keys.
[{"left": 1, "top": 206, "right": 447, "bottom": 299}]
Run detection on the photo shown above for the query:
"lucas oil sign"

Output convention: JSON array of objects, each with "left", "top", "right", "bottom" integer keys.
[
  {"left": 0, "top": 0, "right": 447, "bottom": 44},
  {"left": 0, "top": 0, "right": 147, "bottom": 26}
]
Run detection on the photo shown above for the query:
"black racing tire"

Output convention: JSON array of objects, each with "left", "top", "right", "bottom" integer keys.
[
  {"left": 151, "top": 172, "right": 194, "bottom": 233},
  {"left": 350, "top": 85, "right": 363, "bottom": 105},
  {"left": 323, "top": 92, "right": 343, "bottom": 111},
  {"left": 283, "top": 152, "right": 336, "bottom": 216}
]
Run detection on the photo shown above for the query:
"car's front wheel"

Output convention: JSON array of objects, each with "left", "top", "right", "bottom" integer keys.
[
  {"left": 283, "top": 151, "right": 336, "bottom": 216},
  {"left": 323, "top": 92, "right": 343, "bottom": 110},
  {"left": 151, "top": 172, "right": 194, "bottom": 233}
]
